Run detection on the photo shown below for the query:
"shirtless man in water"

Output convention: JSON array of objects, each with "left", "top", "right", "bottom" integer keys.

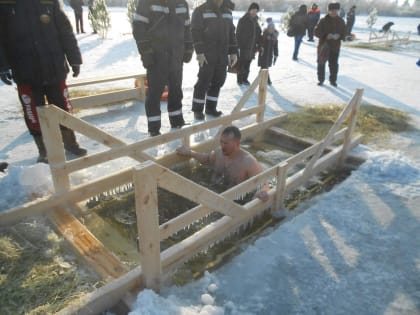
[{"left": 176, "top": 125, "right": 269, "bottom": 201}]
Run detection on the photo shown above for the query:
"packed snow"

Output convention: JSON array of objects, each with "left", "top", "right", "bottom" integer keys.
[{"left": 0, "top": 7, "right": 419, "bottom": 315}]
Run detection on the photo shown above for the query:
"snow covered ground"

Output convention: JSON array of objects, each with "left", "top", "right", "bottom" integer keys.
[{"left": 0, "top": 7, "right": 419, "bottom": 314}]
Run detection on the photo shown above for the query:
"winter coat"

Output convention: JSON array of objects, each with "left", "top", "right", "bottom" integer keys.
[
  {"left": 0, "top": 0, "right": 82, "bottom": 85},
  {"left": 132, "top": 0, "right": 192, "bottom": 70},
  {"left": 236, "top": 12, "right": 262, "bottom": 61},
  {"left": 191, "top": 0, "right": 237, "bottom": 65},
  {"left": 258, "top": 28, "right": 278, "bottom": 68},
  {"left": 346, "top": 8, "right": 355, "bottom": 29},
  {"left": 314, "top": 14, "right": 346, "bottom": 53},
  {"left": 307, "top": 8, "right": 320, "bottom": 28},
  {"left": 289, "top": 7, "right": 308, "bottom": 37},
  {"left": 70, "top": 0, "right": 83, "bottom": 14}
]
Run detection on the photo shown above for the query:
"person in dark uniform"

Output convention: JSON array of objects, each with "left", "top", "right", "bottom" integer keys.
[
  {"left": 314, "top": 2, "right": 346, "bottom": 87},
  {"left": 346, "top": 5, "right": 356, "bottom": 39},
  {"left": 191, "top": 0, "right": 238, "bottom": 120},
  {"left": 70, "top": 0, "right": 85, "bottom": 34},
  {"left": 0, "top": 0, "right": 87, "bottom": 163},
  {"left": 133, "top": 0, "right": 193, "bottom": 136},
  {"left": 236, "top": 2, "right": 261, "bottom": 86},
  {"left": 307, "top": 3, "right": 320, "bottom": 42}
]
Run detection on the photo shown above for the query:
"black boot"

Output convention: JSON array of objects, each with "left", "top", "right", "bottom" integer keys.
[
  {"left": 61, "top": 127, "right": 87, "bottom": 157},
  {"left": 33, "top": 135, "right": 48, "bottom": 163},
  {"left": 0, "top": 162, "right": 8, "bottom": 172}
]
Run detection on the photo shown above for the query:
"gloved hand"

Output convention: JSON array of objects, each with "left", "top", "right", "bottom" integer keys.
[
  {"left": 183, "top": 49, "right": 193, "bottom": 63},
  {"left": 228, "top": 54, "right": 238, "bottom": 67},
  {"left": 196, "top": 53, "right": 208, "bottom": 67},
  {"left": 141, "top": 52, "right": 154, "bottom": 69},
  {"left": 71, "top": 65, "right": 80, "bottom": 77},
  {"left": 0, "top": 69, "right": 13, "bottom": 85},
  {"left": 273, "top": 56, "right": 277, "bottom": 65}
]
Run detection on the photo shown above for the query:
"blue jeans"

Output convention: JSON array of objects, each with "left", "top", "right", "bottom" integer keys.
[{"left": 293, "top": 35, "right": 304, "bottom": 59}]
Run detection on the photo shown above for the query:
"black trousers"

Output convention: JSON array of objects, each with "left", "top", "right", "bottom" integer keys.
[
  {"left": 237, "top": 58, "right": 252, "bottom": 83},
  {"left": 317, "top": 50, "right": 340, "bottom": 84},
  {"left": 74, "top": 11, "right": 84, "bottom": 33},
  {"left": 146, "top": 59, "right": 184, "bottom": 132},
  {"left": 192, "top": 60, "right": 227, "bottom": 113}
]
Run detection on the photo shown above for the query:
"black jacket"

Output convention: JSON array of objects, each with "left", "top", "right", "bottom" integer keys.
[
  {"left": 290, "top": 7, "right": 308, "bottom": 36},
  {"left": 258, "top": 29, "right": 278, "bottom": 68},
  {"left": 236, "top": 13, "right": 261, "bottom": 61},
  {"left": 0, "top": 0, "right": 82, "bottom": 85},
  {"left": 191, "top": 0, "right": 237, "bottom": 64},
  {"left": 314, "top": 14, "right": 346, "bottom": 53},
  {"left": 70, "top": 0, "right": 83, "bottom": 14},
  {"left": 132, "top": 0, "right": 192, "bottom": 69}
]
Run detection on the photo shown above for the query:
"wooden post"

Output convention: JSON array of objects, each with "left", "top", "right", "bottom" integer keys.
[
  {"left": 38, "top": 105, "right": 70, "bottom": 192},
  {"left": 273, "top": 162, "right": 288, "bottom": 217},
  {"left": 338, "top": 88, "right": 363, "bottom": 167},
  {"left": 133, "top": 162, "right": 161, "bottom": 291},
  {"left": 257, "top": 69, "right": 268, "bottom": 123}
]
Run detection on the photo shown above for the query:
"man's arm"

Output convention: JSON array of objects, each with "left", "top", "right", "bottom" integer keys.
[
  {"left": 176, "top": 146, "right": 215, "bottom": 165},
  {"left": 246, "top": 156, "right": 269, "bottom": 202}
]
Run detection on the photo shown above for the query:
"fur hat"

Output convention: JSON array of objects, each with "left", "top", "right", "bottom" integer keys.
[
  {"left": 266, "top": 17, "right": 274, "bottom": 26},
  {"left": 248, "top": 2, "right": 259, "bottom": 11},
  {"left": 328, "top": 2, "right": 340, "bottom": 10}
]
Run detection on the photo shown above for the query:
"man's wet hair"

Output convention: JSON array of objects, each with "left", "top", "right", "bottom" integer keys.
[{"left": 221, "top": 126, "right": 241, "bottom": 140}]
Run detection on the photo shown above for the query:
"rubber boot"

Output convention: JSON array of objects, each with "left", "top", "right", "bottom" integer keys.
[
  {"left": 61, "top": 127, "right": 87, "bottom": 157},
  {"left": 33, "top": 135, "right": 48, "bottom": 163}
]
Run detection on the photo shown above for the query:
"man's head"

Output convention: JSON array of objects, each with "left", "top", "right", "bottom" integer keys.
[
  {"left": 248, "top": 3, "right": 259, "bottom": 17},
  {"left": 220, "top": 126, "right": 241, "bottom": 156},
  {"left": 328, "top": 2, "right": 340, "bottom": 17}
]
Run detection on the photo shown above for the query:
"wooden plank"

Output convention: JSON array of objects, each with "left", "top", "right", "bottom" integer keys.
[
  {"left": 159, "top": 165, "right": 277, "bottom": 240},
  {"left": 134, "top": 163, "right": 162, "bottom": 290},
  {"left": 266, "top": 126, "right": 365, "bottom": 165},
  {"left": 57, "top": 266, "right": 144, "bottom": 315},
  {"left": 48, "top": 207, "right": 128, "bottom": 279},
  {"left": 38, "top": 106, "right": 70, "bottom": 192},
  {"left": 158, "top": 167, "right": 246, "bottom": 218},
  {"left": 71, "top": 88, "right": 143, "bottom": 110},
  {"left": 257, "top": 69, "right": 268, "bottom": 123},
  {"left": 0, "top": 169, "right": 132, "bottom": 227},
  {"left": 67, "top": 73, "right": 146, "bottom": 88},
  {"left": 285, "top": 135, "right": 363, "bottom": 194}
]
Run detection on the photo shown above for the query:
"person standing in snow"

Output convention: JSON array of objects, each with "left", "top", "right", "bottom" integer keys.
[
  {"left": 236, "top": 2, "right": 262, "bottom": 86},
  {"left": 289, "top": 4, "right": 308, "bottom": 61},
  {"left": 0, "top": 0, "right": 87, "bottom": 163},
  {"left": 132, "top": 0, "right": 193, "bottom": 136},
  {"left": 190, "top": 0, "right": 238, "bottom": 120},
  {"left": 258, "top": 18, "right": 278, "bottom": 85},
  {"left": 70, "top": 0, "right": 85, "bottom": 34},
  {"left": 345, "top": 5, "right": 356, "bottom": 40},
  {"left": 307, "top": 3, "right": 320, "bottom": 42},
  {"left": 314, "top": 2, "right": 346, "bottom": 87}
]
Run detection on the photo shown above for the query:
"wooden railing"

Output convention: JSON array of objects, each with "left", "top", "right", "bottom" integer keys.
[
  {"left": 0, "top": 70, "right": 364, "bottom": 315},
  {"left": 67, "top": 72, "right": 147, "bottom": 109}
]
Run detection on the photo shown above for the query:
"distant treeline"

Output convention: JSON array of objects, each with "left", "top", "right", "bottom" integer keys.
[{"left": 65, "top": 0, "right": 420, "bottom": 17}]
